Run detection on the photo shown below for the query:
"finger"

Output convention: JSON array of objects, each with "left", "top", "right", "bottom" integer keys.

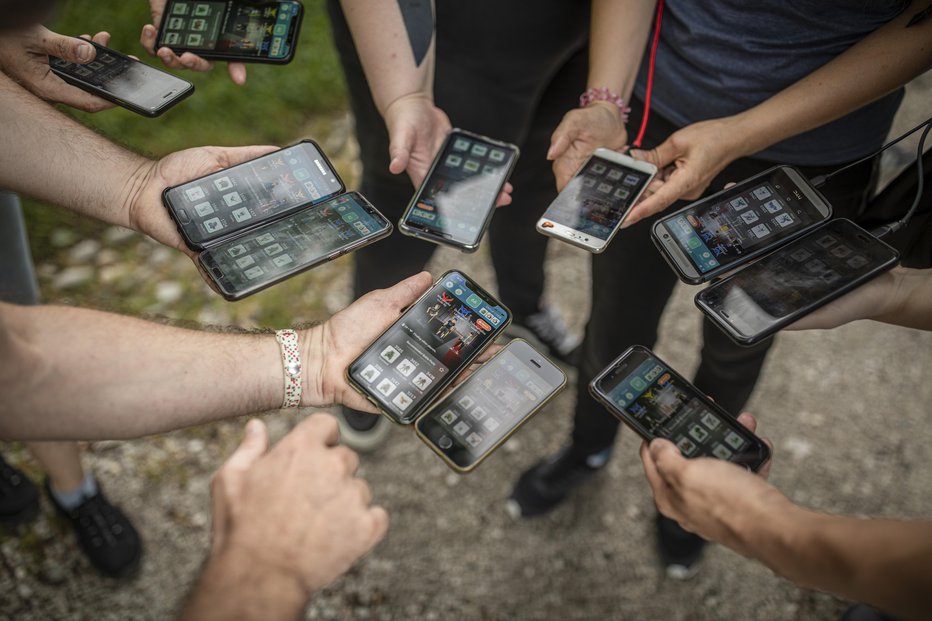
[
  {"left": 43, "top": 32, "right": 96, "bottom": 64},
  {"left": 299, "top": 412, "right": 342, "bottom": 447},
  {"left": 620, "top": 173, "right": 691, "bottom": 228},
  {"left": 353, "top": 477, "right": 373, "bottom": 506},
  {"left": 217, "top": 145, "right": 280, "bottom": 168},
  {"left": 474, "top": 343, "right": 502, "bottom": 363},
  {"left": 141, "top": 24, "right": 159, "bottom": 56},
  {"left": 222, "top": 419, "right": 270, "bottom": 474},
  {"left": 227, "top": 62, "right": 248, "bottom": 85},
  {"left": 370, "top": 271, "right": 433, "bottom": 314},
  {"left": 388, "top": 126, "right": 414, "bottom": 176},
  {"left": 178, "top": 52, "right": 214, "bottom": 72},
  {"left": 547, "top": 127, "right": 573, "bottom": 161},
  {"left": 649, "top": 438, "right": 688, "bottom": 487},
  {"left": 156, "top": 47, "right": 186, "bottom": 69},
  {"left": 90, "top": 32, "right": 111, "bottom": 47},
  {"left": 630, "top": 140, "right": 678, "bottom": 171},
  {"left": 756, "top": 437, "right": 775, "bottom": 479},
  {"left": 47, "top": 84, "right": 116, "bottom": 112},
  {"left": 724, "top": 182, "right": 737, "bottom": 189},
  {"left": 735, "top": 412, "right": 758, "bottom": 433},
  {"left": 494, "top": 182, "right": 514, "bottom": 208},
  {"left": 340, "top": 392, "right": 382, "bottom": 415},
  {"left": 639, "top": 440, "right": 676, "bottom": 517},
  {"left": 334, "top": 445, "right": 360, "bottom": 476},
  {"left": 149, "top": 0, "right": 167, "bottom": 26},
  {"left": 367, "top": 505, "right": 390, "bottom": 545}
]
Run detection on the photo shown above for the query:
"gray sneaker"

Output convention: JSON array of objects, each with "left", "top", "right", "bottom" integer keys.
[{"left": 506, "top": 305, "right": 581, "bottom": 365}]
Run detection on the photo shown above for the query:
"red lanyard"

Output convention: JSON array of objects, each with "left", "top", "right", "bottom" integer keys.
[{"left": 632, "top": 0, "right": 665, "bottom": 148}]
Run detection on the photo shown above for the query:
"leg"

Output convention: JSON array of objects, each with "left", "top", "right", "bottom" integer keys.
[{"left": 26, "top": 441, "right": 85, "bottom": 494}]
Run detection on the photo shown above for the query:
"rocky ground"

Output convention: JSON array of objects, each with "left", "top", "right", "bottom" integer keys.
[{"left": 1, "top": 78, "right": 929, "bottom": 621}]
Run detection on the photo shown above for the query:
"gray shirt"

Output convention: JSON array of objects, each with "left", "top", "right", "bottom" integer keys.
[{"left": 634, "top": 0, "right": 909, "bottom": 165}]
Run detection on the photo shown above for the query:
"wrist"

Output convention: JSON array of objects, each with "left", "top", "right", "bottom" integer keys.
[
  {"left": 298, "top": 326, "right": 326, "bottom": 408},
  {"left": 122, "top": 157, "right": 158, "bottom": 234},
  {"left": 381, "top": 90, "right": 434, "bottom": 121}
]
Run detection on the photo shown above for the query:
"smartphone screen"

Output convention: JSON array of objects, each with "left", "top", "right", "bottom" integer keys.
[
  {"left": 348, "top": 271, "right": 511, "bottom": 424},
  {"left": 49, "top": 47, "right": 192, "bottom": 116},
  {"left": 200, "top": 192, "right": 391, "bottom": 299},
  {"left": 592, "top": 347, "right": 769, "bottom": 471},
  {"left": 158, "top": 1, "right": 302, "bottom": 61},
  {"left": 697, "top": 219, "right": 899, "bottom": 344},
  {"left": 656, "top": 167, "right": 830, "bottom": 277},
  {"left": 401, "top": 130, "right": 518, "bottom": 249},
  {"left": 164, "top": 141, "right": 343, "bottom": 248},
  {"left": 416, "top": 339, "right": 566, "bottom": 471},
  {"left": 539, "top": 152, "right": 653, "bottom": 242}
]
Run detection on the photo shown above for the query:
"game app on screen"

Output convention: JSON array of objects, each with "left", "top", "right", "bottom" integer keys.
[{"left": 348, "top": 271, "right": 510, "bottom": 424}]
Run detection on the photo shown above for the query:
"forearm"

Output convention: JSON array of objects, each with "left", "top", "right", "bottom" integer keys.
[
  {"left": 728, "top": 3, "right": 932, "bottom": 158},
  {"left": 752, "top": 507, "right": 932, "bottom": 620},
  {"left": 876, "top": 267, "right": 932, "bottom": 330},
  {"left": 0, "top": 302, "right": 282, "bottom": 440},
  {"left": 587, "top": 0, "right": 656, "bottom": 101},
  {"left": 339, "top": 0, "right": 435, "bottom": 115},
  {"left": 181, "top": 548, "right": 310, "bottom": 621},
  {"left": 0, "top": 71, "right": 149, "bottom": 227}
]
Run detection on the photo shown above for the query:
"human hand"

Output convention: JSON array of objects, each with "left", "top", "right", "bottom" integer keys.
[
  {"left": 125, "top": 145, "right": 279, "bottom": 260},
  {"left": 209, "top": 416, "right": 388, "bottom": 596},
  {"left": 0, "top": 26, "right": 114, "bottom": 112},
  {"left": 639, "top": 413, "right": 786, "bottom": 555},
  {"left": 141, "top": 0, "right": 247, "bottom": 85},
  {"left": 786, "top": 269, "right": 898, "bottom": 331},
  {"left": 383, "top": 93, "right": 514, "bottom": 207},
  {"left": 299, "top": 272, "right": 434, "bottom": 412},
  {"left": 547, "top": 102, "right": 628, "bottom": 191},
  {"left": 623, "top": 117, "right": 745, "bottom": 228}
]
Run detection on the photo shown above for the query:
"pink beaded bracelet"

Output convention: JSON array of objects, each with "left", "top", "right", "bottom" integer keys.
[{"left": 579, "top": 87, "right": 631, "bottom": 124}]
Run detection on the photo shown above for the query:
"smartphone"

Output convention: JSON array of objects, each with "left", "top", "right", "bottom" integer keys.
[
  {"left": 415, "top": 339, "right": 566, "bottom": 472},
  {"left": 156, "top": 0, "right": 303, "bottom": 63},
  {"left": 198, "top": 192, "right": 392, "bottom": 300},
  {"left": 398, "top": 129, "right": 519, "bottom": 252},
  {"left": 49, "top": 42, "right": 193, "bottom": 117},
  {"left": 695, "top": 218, "right": 900, "bottom": 346},
  {"left": 589, "top": 345, "right": 770, "bottom": 471},
  {"left": 536, "top": 148, "right": 657, "bottom": 253},
  {"left": 651, "top": 165, "right": 833, "bottom": 284},
  {"left": 347, "top": 271, "right": 512, "bottom": 425},
  {"left": 162, "top": 140, "right": 344, "bottom": 251}
]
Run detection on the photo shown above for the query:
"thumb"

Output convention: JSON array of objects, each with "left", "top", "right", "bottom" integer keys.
[
  {"left": 223, "top": 419, "right": 270, "bottom": 473},
  {"left": 381, "top": 271, "right": 433, "bottom": 311},
  {"left": 630, "top": 138, "right": 678, "bottom": 171},
  {"left": 42, "top": 31, "right": 96, "bottom": 64},
  {"left": 547, "top": 127, "right": 573, "bottom": 161},
  {"left": 217, "top": 145, "right": 280, "bottom": 167},
  {"left": 388, "top": 125, "right": 414, "bottom": 176},
  {"left": 649, "top": 438, "right": 687, "bottom": 486}
]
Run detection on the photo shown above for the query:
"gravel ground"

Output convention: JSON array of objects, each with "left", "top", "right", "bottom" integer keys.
[{"left": 1, "top": 77, "right": 929, "bottom": 621}]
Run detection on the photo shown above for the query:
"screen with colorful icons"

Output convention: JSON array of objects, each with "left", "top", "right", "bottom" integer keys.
[
  {"left": 417, "top": 343, "right": 563, "bottom": 467},
  {"left": 404, "top": 132, "right": 517, "bottom": 247},
  {"left": 661, "top": 168, "right": 825, "bottom": 274},
  {"left": 165, "top": 142, "right": 343, "bottom": 247},
  {"left": 159, "top": 1, "right": 300, "bottom": 59},
  {"left": 597, "top": 354, "right": 760, "bottom": 464},
  {"left": 540, "top": 154, "right": 652, "bottom": 240},
  {"left": 699, "top": 219, "right": 898, "bottom": 336},
  {"left": 202, "top": 193, "right": 388, "bottom": 291},
  {"left": 350, "top": 272, "right": 510, "bottom": 423}
]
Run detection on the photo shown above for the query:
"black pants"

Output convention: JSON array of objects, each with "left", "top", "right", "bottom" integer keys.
[
  {"left": 325, "top": 0, "right": 590, "bottom": 317},
  {"left": 570, "top": 100, "right": 880, "bottom": 455}
]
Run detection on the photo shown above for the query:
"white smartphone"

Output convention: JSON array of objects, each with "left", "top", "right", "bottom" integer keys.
[{"left": 536, "top": 148, "right": 657, "bottom": 253}]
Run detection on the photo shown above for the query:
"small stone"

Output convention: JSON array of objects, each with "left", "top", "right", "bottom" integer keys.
[
  {"left": 155, "top": 281, "right": 184, "bottom": 304},
  {"left": 50, "top": 228, "right": 78, "bottom": 248},
  {"left": 196, "top": 306, "right": 231, "bottom": 326},
  {"left": 190, "top": 512, "right": 207, "bottom": 528},
  {"left": 52, "top": 266, "right": 94, "bottom": 290},
  {"left": 99, "top": 264, "right": 129, "bottom": 286},
  {"left": 445, "top": 473, "right": 460, "bottom": 487},
  {"left": 103, "top": 226, "right": 136, "bottom": 245},
  {"left": 503, "top": 437, "right": 521, "bottom": 453},
  {"left": 39, "top": 562, "right": 67, "bottom": 585},
  {"left": 150, "top": 246, "right": 173, "bottom": 266},
  {"left": 67, "top": 239, "right": 101, "bottom": 264},
  {"left": 187, "top": 439, "right": 205, "bottom": 453},
  {"left": 783, "top": 436, "right": 813, "bottom": 460},
  {"left": 96, "top": 249, "right": 119, "bottom": 267},
  {"left": 36, "top": 263, "right": 57, "bottom": 279},
  {"left": 16, "top": 583, "right": 32, "bottom": 600}
]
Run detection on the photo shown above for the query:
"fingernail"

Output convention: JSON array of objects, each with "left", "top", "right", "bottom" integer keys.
[
  {"left": 77, "top": 43, "right": 93, "bottom": 62},
  {"left": 245, "top": 419, "right": 261, "bottom": 436}
]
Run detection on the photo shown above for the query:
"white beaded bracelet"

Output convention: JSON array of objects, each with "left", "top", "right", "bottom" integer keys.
[{"left": 275, "top": 329, "right": 302, "bottom": 409}]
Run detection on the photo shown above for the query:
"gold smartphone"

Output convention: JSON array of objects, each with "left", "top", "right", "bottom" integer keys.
[{"left": 415, "top": 339, "right": 567, "bottom": 472}]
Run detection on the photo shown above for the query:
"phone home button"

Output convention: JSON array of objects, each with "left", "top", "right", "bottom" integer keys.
[{"left": 438, "top": 435, "right": 453, "bottom": 450}]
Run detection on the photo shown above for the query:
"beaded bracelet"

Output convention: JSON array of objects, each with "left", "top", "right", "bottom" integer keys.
[
  {"left": 579, "top": 87, "right": 631, "bottom": 124},
  {"left": 275, "top": 329, "right": 302, "bottom": 409}
]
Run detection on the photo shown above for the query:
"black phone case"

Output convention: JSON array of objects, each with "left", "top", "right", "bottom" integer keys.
[
  {"left": 588, "top": 345, "right": 771, "bottom": 472},
  {"left": 50, "top": 43, "right": 194, "bottom": 117},
  {"left": 156, "top": 1, "right": 304, "bottom": 64},
  {"left": 161, "top": 139, "right": 344, "bottom": 252},
  {"left": 694, "top": 219, "right": 900, "bottom": 346}
]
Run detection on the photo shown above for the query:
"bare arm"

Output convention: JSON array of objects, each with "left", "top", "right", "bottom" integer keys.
[{"left": 627, "top": 2, "right": 932, "bottom": 224}]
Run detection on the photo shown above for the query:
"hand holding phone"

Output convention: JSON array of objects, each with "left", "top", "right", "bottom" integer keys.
[
  {"left": 416, "top": 339, "right": 566, "bottom": 472},
  {"left": 399, "top": 129, "right": 519, "bottom": 252},
  {"left": 537, "top": 148, "right": 656, "bottom": 253},
  {"left": 50, "top": 40, "right": 194, "bottom": 117},
  {"left": 347, "top": 271, "right": 512, "bottom": 424},
  {"left": 590, "top": 345, "right": 770, "bottom": 471}
]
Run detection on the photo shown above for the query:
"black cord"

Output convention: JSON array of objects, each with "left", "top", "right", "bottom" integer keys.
[
  {"left": 809, "top": 116, "right": 932, "bottom": 189},
  {"left": 870, "top": 121, "right": 929, "bottom": 239}
]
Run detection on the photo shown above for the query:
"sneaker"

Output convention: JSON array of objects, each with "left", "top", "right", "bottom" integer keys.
[
  {"left": 0, "top": 455, "right": 40, "bottom": 525},
  {"left": 506, "top": 446, "right": 609, "bottom": 519},
  {"left": 334, "top": 407, "right": 392, "bottom": 453},
  {"left": 507, "top": 305, "right": 582, "bottom": 365},
  {"left": 45, "top": 480, "right": 142, "bottom": 579},
  {"left": 656, "top": 512, "right": 705, "bottom": 580}
]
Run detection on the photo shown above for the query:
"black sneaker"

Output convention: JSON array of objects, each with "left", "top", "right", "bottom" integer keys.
[
  {"left": 334, "top": 407, "right": 391, "bottom": 453},
  {"left": 656, "top": 512, "right": 705, "bottom": 580},
  {"left": 506, "top": 446, "right": 609, "bottom": 519},
  {"left": 508, "top": 305, "right": 582, "bottom": 365},
  {"left": 0, "top": 455, "right": 40, "bottom": 526},
  {"left": 45, "top": 480, "right": 142, "bottom": 579}
]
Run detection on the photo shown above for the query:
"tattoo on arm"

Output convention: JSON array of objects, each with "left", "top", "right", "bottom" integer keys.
[{"left": 397, "top": 0, "right": 433, "bottom": 66}]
